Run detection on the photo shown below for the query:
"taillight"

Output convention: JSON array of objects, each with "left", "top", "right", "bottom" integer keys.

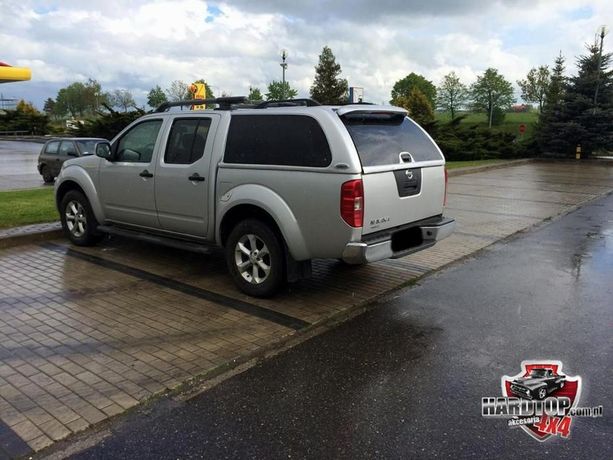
[
  {"left": 341, "top": 179, "right": 364, "bottom": 227},
  {"left": 444, "top": 167, "right": 448, "bottom": 206}
]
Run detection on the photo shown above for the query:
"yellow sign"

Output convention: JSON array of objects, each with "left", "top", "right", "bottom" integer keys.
[{"left": 189, "top": 83, "right": 206, "bottom": 110}]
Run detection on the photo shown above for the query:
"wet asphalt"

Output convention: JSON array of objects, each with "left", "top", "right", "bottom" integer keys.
[
  {"left": 0, "top": 140, "right": 46, "bottom": 190},
  {"left": 67, "top": 194, "right": 612, "bottom": 459}
]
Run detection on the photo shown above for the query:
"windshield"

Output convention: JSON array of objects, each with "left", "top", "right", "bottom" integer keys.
[
  {"left": 76, "top": 140, "right": 98, "bottom": 156},
  {"left": 341, "top": 112, "right": 443, "bottom": 167},
  {"left": 529, "top": 369, "right": 548, "bottom": 378}
]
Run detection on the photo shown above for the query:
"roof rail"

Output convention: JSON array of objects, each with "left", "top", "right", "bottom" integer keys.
[
  {"left": 155, "top": 96, "right": 248, "bottom": 112},
  {"left": 254, "top": 98, "right": 321, "bottom": 109}
]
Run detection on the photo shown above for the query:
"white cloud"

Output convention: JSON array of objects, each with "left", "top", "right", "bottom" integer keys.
[{"left": 0, "top": 0, "right": 611, "bottom": 108}]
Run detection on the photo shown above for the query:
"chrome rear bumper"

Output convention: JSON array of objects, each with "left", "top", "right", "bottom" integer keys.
[{"left": 342, "top": 217, "right": 455, "bottom": 264}]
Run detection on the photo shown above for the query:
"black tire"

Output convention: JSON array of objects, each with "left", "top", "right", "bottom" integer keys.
[
  {"left": 225, "top": 219, "right": 285, "bottom": 297},
  {"left": 41, "top": 166, "right": 54, "bottom": 183},
  {"left": 60, "top": 190, "right": 102, "bottom": 246},
  {"left": 535, "top": 387, "right": 548, "bottom": 400}
]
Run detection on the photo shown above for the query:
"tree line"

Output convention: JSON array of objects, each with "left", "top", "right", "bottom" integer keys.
[{"left": 6, "top": 38, "right": 611, "bottom": 157}]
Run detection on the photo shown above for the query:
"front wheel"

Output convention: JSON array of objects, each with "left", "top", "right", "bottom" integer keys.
[
  {"left": 225, "top": 219, "right": 285, "bottom": 297},
  {"left": 536, "top": 387, "right": 547, "bottom": 400},
  {"left": 60, "top": 190, "right": 102, "bottom": 246}
]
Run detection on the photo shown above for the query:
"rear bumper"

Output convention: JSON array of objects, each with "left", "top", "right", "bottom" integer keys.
[{"left": 342, "top": 216, "right": 455, "bottom": 264}]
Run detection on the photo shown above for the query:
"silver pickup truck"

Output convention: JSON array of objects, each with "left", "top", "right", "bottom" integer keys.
[{"left": 55, "top": 97, "right": 454, "bottom": 297}]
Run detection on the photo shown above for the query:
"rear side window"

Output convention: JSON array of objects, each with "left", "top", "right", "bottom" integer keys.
[
  {"left": 342, "top": 113, "right": 443, "bottom": 167},
  {"left": 76, "top": 140, "right": 97, "bottom": 155},
  {"left": 59, "top": 141, "right": 78, "bottom": 156},
  {"left": 45, "top": 141, "right": 60, "bottom": 155},
  {"left": 165, "top": 118, "right": 211, "bottom": 164},
  {"left": 224, "top": 115, "right": 331, "bottom": 167}
]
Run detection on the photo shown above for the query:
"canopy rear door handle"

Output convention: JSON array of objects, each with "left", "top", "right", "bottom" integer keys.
[
  {"left": 139, "top": 170, "right": 154, "bottom": 178},
  {"left": 188, "top": 173, "right": 205, "bottom": 182}
]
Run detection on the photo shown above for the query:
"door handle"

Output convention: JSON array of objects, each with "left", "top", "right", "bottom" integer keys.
[
  {"left": 188, "top": 173, "right": 205, "bottom": 182},
  {"left": 139, "top": 170, "right": 154, "bottom": 178}
]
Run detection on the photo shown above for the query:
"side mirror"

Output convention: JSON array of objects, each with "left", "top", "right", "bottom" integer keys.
[{"left": 95, "top": 141, "right": 113, "bottom": 161}]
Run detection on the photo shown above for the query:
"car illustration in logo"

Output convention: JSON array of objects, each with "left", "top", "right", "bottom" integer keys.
[
  {"left": 509, "top": 367, "right": 566, "bottom": 400},
  {"left": 501, "top": 361, "right": 582, "bottom": 441}
]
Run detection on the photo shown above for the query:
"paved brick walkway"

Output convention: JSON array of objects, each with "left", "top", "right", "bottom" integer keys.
[{"left": 0, "top": 161, "right": 612, "bottom": 455}]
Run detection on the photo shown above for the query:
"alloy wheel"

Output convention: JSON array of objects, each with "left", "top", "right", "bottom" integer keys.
[
  {"left": 65, "top": 200, "right": 87, "bottom": 238},
  {"left": 234, "top": 234, "right": 271, "bottom": 284}
]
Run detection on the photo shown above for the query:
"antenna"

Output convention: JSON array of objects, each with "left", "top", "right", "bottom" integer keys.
[{"left": 280, "top": 49, "right": 288, "bottom": 84}]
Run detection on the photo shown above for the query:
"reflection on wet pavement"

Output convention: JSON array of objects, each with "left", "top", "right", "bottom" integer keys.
[{"left": 0, "top": 140, "right": 45, "bottom": 190}]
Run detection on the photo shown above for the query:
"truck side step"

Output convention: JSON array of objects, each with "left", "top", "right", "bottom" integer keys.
[{"left": 97, "top": 225, "right": 215, "bottom": 255}]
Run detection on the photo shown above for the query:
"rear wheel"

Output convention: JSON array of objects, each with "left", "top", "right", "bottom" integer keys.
[
  {"left": 225, "top": 219, "right": 284, "bottom": 297},
  {"left": 60, "top": 190, "right": 102, "bottom": 246},
  {"left": 41, "top": 166, "right": 54, "bottom": 183}
]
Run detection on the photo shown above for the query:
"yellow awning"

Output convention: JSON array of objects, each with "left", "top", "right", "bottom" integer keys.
[{"left": 0, "top": 65, "right": 32, "bottom": 83}]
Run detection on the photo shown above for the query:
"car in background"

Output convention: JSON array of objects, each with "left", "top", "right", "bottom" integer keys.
[{"left": 38, "top": 138, "right": 106, "bottom": 183}]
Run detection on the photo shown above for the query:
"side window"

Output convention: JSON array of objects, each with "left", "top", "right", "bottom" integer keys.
[
  {"left": 116, "top": 119, "right": 163, "bottom": 163},
  {"left": 224, "top": 115, "right": 331, "bottom": 167},
  {"left": 45, "top": 141, "right": 60, "bottom": 155},
  {"left": 164, "top": 118, "right": 212, "bottom": 165},
  {"left": 59, "top": 141, "right": 77, "bottom": 156}
]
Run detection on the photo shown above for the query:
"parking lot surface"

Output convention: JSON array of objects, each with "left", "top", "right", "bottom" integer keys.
[
  {"left": 0, "top": 161, "right": 612, "bottom": 455},
  {"left": 71, "top": 184, "right": 613, "bottom": 460},
  {"left": 0, "top": 140, "right": 45, "bottom": 191}
]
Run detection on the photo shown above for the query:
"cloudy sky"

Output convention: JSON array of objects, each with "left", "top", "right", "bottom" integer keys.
[{"left": 1, "top": 0, "right": 611, "bottom": 109}]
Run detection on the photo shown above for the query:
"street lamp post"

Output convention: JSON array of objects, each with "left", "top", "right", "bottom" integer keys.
[
  {"left": 593, "top": 26, "right": 608, "bottom": 114},
  {"left": 280, "top": 49, "right": 288, "bottom": 84}
]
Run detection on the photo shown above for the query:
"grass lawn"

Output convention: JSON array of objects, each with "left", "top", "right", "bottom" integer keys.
[
  {"left": 0, "top": 188, "right": 58, "bottom": 228},
  {"left": 446, "top": 159, "right": 509, "bottom": 170},
  {"left": 435, "top": 111, "right": 539, "bottom": 137}
]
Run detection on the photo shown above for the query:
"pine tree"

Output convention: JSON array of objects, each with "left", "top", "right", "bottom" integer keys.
[
  {"left": 310, "top": 46, "right": 348, "bottom": 104},
  {"left": 545, "top": 52, "right": 566, "bottom": 107},
  {"left": 537, "top": 43, "right": 613, "bottom": 156}
]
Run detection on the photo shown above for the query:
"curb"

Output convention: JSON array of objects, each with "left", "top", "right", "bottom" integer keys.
[
  {"left": 447, "top": 158, "right": 535, "bottom": 177},
  {"left": 0, "top": 222, "right": 63, "bottom": 249}
]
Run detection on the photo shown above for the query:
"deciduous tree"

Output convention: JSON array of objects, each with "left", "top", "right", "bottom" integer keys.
[
  {"left": 391, "top": 73, "right": 436, "bottom": 107},
  {"left": 248, "top": 86, "right": 263, "bottom": 101},
  {"left": 437, "top": 71, "right": 468, "bottom": 119},
  {"left": 517, "top": 66, "right": 551, "bottom": 112},
  {"left": 165, "top": 80, "right": 190, "bottom": 102},
  {"left": 470, "top": 68, "right": 515, "bottom": 128},
  {"left": 265, "top": 81, "right": 298, "bottom": 100},
  {"left": 147, "top": 85, "right": 167, "bottom": 109},
  {"left": 396, "top": 88, "right": 435, "bottom": 128},
  {"left": 109, "top": 89, "right": 136, "bottom": 112}
]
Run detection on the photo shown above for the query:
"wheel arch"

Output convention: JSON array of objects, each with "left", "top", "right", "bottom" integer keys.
[
  {"left": 55, "top": 172, "right": 105, "bottom": 223},
  {"left": 217, "top": 186, "right": 310, "bottom": 260}
]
